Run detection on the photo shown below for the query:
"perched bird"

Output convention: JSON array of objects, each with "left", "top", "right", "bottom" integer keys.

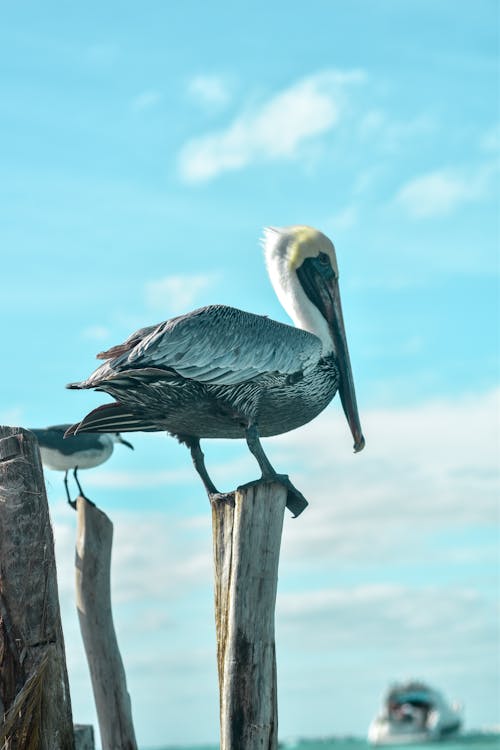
[
  {"left": 30, "top": 425, "right": 133, "bottom": 508},
  {"left": 66, "top": 226, "right": 364, "bottom": 516}
]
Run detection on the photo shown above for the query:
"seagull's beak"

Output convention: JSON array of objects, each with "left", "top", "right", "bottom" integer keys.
[
  {"left": 116, "top": 435, "right": 134, "bottom": 450},
  {"left": 296, "top": 258, "right": 365, "bottom": 452}
]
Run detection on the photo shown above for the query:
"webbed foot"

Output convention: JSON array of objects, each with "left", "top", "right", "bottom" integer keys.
[{"left": 238, "top": 475, "right": 308, "bottom": 518}]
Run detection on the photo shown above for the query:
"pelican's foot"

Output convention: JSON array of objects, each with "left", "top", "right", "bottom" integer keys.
[
  {"left": 275, "top": 474, "right": 308, "bottom": 518},
  {"left": 238, "top": 475, "right": 308, "bottom": 518}
]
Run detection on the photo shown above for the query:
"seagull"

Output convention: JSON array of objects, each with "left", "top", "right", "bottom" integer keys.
[
  {"left": 30, "top": 425, "right": 133, "bottom": 508},
  {"left": 65, "top": 226, "right": 364, "bottom": 516}
]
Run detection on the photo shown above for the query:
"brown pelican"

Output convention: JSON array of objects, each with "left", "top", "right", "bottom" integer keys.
[
  {"left": 30, "top": 425, "right": 133, "bottom": 507},
  {"left": 66, "top": 226, "right": 364, "bottom": 516}
]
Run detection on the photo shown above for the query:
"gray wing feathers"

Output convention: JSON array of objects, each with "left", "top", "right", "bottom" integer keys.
[
  {"left": 96, "top": 323, "right": 161, "bottom": 360},
  {"left": 96, "top": 305, "right": 321, "bottom": 386}
]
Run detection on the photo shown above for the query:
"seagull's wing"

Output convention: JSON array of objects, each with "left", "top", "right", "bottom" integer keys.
[
  {"left": 86, "top": 305, "right": 322, "bottom": 387},
  {"left": 30, "top": 426, "right": 106, "bottom": 454},
  {"left": 30, "top": 426, "right": 67, "bottom": 448}
]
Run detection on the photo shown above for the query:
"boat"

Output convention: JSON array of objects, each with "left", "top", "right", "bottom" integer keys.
[{"left": 368, "top": 681, "right": 463, "bottom": 745}]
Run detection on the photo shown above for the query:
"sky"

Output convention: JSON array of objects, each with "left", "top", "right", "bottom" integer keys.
[{"left": 0, "top": 1, "right": 498, "bottom": 747}]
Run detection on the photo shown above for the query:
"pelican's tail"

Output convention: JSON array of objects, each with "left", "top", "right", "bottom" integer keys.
[{"left": 65, "top": 402, "right": 161, "bottom": 437}]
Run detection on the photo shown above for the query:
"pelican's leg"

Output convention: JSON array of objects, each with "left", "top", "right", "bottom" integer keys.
[
  {"left": 178, "top": 435, "right": 219, "bottom": 495},
  {"left": 244, "top": 424, "right": 277, "bottom": 478},
  {"left": 244, "top": 424, "right": 308, "bottom": 518},
  {"left": 191, "top": 439, "right": 219, "bottom": 495}
]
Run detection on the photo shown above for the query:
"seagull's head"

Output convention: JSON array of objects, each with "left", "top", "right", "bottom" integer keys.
[
  {"left": 112, "top": 433, "right": 134, "bottom": 450},
  {"left": 262, "top": 225, "right": 364, "bottom": 453}
]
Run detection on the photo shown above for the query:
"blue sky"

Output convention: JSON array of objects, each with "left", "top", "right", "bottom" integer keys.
[{"left": 1, "top": 1, "right": 498, "bottom": 747}]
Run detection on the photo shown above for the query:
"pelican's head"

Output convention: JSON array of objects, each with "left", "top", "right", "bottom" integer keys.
[{"left": 263, "top": 225, "right": 365, "bottom": 452}]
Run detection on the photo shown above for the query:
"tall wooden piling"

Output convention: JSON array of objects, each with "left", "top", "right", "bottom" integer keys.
[
  {"left": 75, "top": 496, "right": 137, "bottom": 750},
  {"left": 211, "top": 481, "right": 287, "bottom": 750},
  {"left": 0, "top": 426, "right": 75, "bottom": 750}
]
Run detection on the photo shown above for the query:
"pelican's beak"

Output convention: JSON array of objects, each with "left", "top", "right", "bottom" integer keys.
[
  {"left": 324, "top": 277, "right": 365, "bottom": 452},
  {"left": 116, "top": 434, "right": 134, "bottom": 450},
  {"left": 296, "top": 259, "right": 365, "bottom": 452}
]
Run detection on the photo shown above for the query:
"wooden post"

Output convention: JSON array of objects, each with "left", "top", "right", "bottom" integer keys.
[
  {"left": 211, "top": 481, "right": 287, "bottom": 750},
  {"left": 0, "top": 426, "right": 75, "bottom": 750},
  {"left": 74, "top": 725, "right": 95, "bottom": 750},
  {"left": 75, "top": 496, "right": 137, "bottom": 750}
]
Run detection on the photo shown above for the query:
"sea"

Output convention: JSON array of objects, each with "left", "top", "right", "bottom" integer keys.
[{"left": 147, "top": 732, "right": 500, "bottom": 750}]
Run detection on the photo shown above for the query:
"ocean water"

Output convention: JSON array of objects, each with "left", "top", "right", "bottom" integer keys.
[{"left": 149, "top": 732, "right": 500, "bottom": 750}]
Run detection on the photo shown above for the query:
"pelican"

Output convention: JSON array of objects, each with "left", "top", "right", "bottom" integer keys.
[
  {"left": 30, "top": 425, "right": 133, "bottom": 507},
  {"left": 66, "top": 226, "right": 364, "bottom": 516}
]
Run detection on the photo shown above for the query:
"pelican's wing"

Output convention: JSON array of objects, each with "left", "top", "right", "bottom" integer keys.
[
  {"left": 103, "top": 305, "right": 321, "bottom": 386},
  {"left": 96, "top": 323, "right": 161, "bottom": 360}
]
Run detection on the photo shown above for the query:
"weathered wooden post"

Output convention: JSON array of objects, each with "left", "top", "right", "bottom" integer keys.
[
  {"left": 74, "top": 724, "right": 95, "bottom": 750},
  {"left": 0, "top": 426, "right": 75, "bottom": 750},
  {"left": 75, "top": 496, "right": 137, "bottom": 750},
  {"left": 211, "top": 480, "right": 288, "bottom": 750}
]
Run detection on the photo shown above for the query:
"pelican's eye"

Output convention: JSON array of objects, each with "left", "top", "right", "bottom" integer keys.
[{"left": 318, "top": 252, "right": 330, "bottom": 266}]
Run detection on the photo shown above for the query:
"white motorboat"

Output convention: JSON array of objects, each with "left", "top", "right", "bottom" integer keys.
[{"left": 368, "top": 681, "right": 463, "bottom": 745}]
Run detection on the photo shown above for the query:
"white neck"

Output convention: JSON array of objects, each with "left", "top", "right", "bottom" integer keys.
[{"left": 266, "top": 253, "right": 334, "bottom": 354}]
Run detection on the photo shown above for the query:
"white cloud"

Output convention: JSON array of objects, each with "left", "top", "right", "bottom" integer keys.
[
  {"left": 277, "top": 583, "right": 497, "bottom": 678},
  {"left": 0, "top": 406, "right": 25, "bottom": 426},
  {"left": 131, "top": 89, "right": 162, "bottom": 112},
  {"left": 178, "top": 69, "right": 365, "bottom": 182},
  {"left": 395, "top": 163, "right": 495, "bottom": 218},
  {"left": 358, "top": 110, "right": 436, "bottom": 151},
  {"left": 396, "top": 170, "right": 475, "bottom": 217},
  {"left": 81, "top": 324, "right": 110, "bottom": 341},
  {"left": 83, "top": 466, "right": 194, "bottom": 489},
  {"left": 144, "top": 272, "right": 219, "bottom": 314},
  {"left": 480, "top": 125, "right": 500, "bottom": 153},
  {"left": 52, "top": 506, "right": 213, "bottom": 609},
  {"left": 261, "top": 387, "right": 500, "bottom": 570},
  {"left": 278, "top": 583, "right": 490, "bottom": 639},
  {"left": 187, "top": 74, "right": 230, "bottom": 109},
  {"left": 327, "top": 204, "right": 359, "bottom": 232}
]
